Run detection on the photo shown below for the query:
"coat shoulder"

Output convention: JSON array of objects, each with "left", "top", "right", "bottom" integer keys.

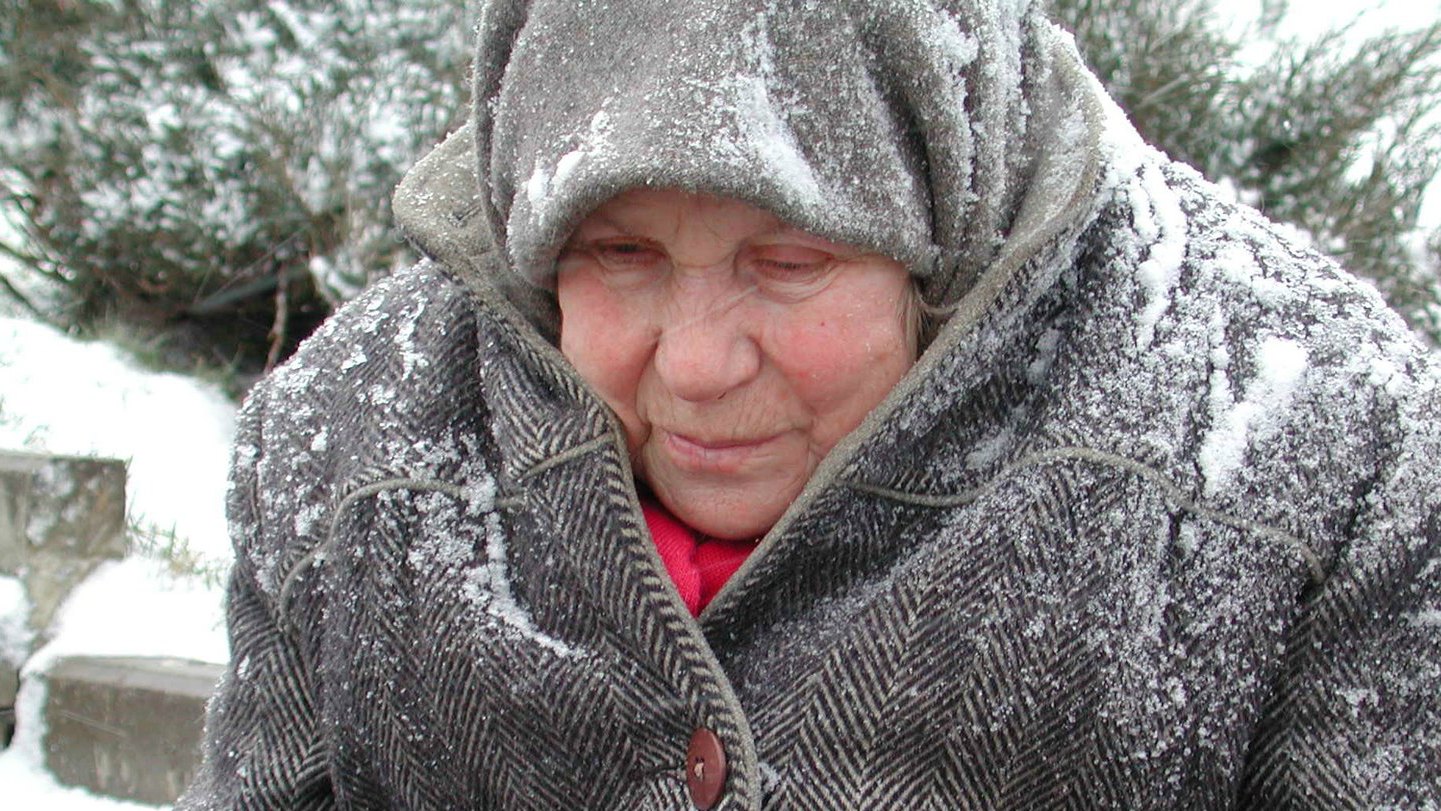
[
  {"left": 228, "top": 261, "right": 495, "bottom": 600},
  {"left": 1057, "top": 154, "right": 1441, "bottom": 568}
]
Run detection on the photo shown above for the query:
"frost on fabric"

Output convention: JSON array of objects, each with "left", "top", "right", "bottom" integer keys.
[
  {"left": 730, "top": 14, "right": 825, "bottom": 209},
  {"left": 524, "top": 10, "right": 829, "bottom": 230},
  {"left": 373, "top": 442, "right": 578, "bottom": 659},
  {"left": 924, "top": 7, "right": 981, "bottom": 76},
  {"left": 732, "top": 75, "right": 821, "bottom": 204},
  {"left": 406, "top": 491, "right": 481, "bottom": 576},
  {"left": 1132, "top": 162, "right": 1188, "bottom": 348},
  {"left": 1211, "top": 238, "right": 1294, "bottom": 310},
  {"left": 363, "top": 294, "right": 435, "bottom": 392},
  {"left": 965, "top": 423, "right": 1017, "bottom": 470},
  {"left": 1199, "top": 336, "right": 1310, "bottom": 497},
  {"left": 524, "top": 108, "right": 614, "bottom": 217},
  {"left": 1027, "top": 326, "right": 1064, "bottom": 385},
  {"left": 524, "top": 159, "right": 550, "bottom": 209},
  {"left": 247, "top": 267, "right": 501, "bottom": 599},
  {"left": 292, "top": 501, "right": 328, "bottom": 539},
  {"left": 363, "top": 383, "right": 397, "bottom": 408},
  {"left": 456, "top": 503, "right": 578, "bottom": 659}
]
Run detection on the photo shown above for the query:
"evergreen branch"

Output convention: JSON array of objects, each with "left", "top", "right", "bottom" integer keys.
[{"left": 0, "top": 268, "right": 48, "bottom": 322}]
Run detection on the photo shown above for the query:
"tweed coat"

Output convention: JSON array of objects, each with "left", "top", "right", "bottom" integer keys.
[
  {"left": 181, "top": 2, "right": 1441, "bottom": 809},
  {"left": 179, "top": 149, "right": 1441, "bottom": 811}
]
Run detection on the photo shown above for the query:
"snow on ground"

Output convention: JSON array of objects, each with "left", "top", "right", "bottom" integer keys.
[
  {"left": 0, "top": 751, "right": 163, "bottom": 811},
  {"left": 0, "top": 315, "right": 235, "bottom": 809},
  {"left": 1, "top": 558, "right": 229, "bottom": 811},
  {"left": 0, "top": 317, "right": 237, "bottom": 563},
  {"left": 26, "top": 559, "right": 231, "bottom": 669}
]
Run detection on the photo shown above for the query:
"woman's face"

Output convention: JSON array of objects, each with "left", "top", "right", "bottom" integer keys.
[{"left": 556, "top": 188, "right": 916, "bottom": 539}]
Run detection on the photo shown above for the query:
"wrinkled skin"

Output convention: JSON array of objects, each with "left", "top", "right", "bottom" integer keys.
[{"left": 556, "top": 188, "right": 916, "bottom": 539}]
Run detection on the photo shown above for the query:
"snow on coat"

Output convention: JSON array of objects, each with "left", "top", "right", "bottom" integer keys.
[{"left": 181, "top": 1, "right": 1441, "bottom": 808}]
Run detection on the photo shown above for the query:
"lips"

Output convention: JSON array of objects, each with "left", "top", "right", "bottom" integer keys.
[{"left": 660, "top": 429, "right": 780, "bottom": 473}]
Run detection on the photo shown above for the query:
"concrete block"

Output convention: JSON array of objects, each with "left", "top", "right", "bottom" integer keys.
[
  {"left": 0, "top": 451, "right": 127, "bottom": 651},
  {"left": 42, "top": 656, "right": 223, "bottom": 805}
]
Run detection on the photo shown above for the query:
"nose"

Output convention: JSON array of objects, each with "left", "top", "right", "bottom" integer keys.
[{"left": 653, "top": 282, "right": 761, "bottom": 402}]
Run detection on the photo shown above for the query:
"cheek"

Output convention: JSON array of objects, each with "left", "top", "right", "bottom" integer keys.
[
  {"left": 769, "top": 289, "right": 914, "bottom": 435},
  {"left": 557, "top": 275, "right": 652, "bottom": 414},
  {"left": 780, "top": 319, "right": 907, "bottom": 391}
]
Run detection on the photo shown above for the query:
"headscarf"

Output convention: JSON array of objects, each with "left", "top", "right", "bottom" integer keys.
[
  {"left": 473, "top": 0, "right": 1104, "bottom": 307},
  {"left": 397, "top": 0, "right": 1108, "bottom": 343}
]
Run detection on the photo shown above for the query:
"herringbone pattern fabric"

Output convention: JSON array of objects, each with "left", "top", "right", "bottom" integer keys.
[{"left": 183, "top": 145, "right": 1440, "bottom": 809}]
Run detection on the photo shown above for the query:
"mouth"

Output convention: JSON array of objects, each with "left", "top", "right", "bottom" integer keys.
[{"left": 660, "top": 430, "right": 780, "bottom": 473}]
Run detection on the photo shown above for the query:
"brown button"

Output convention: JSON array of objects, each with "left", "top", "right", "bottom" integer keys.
[{"left": 685, "top": 726, "right": 727, "bottom": 810}]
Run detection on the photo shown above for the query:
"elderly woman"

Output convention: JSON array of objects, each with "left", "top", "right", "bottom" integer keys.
[{"left": 180, "top": 1, "right": 1440, "bottom": 809}]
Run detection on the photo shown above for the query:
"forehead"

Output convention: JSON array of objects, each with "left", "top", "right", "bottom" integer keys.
[{"left": 576, "top": 187, "right": 854, "bottom": 250}]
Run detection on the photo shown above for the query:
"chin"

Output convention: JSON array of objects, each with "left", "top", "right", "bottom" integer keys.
[{"left": 668, "top": 492, "right": 785, "bottom": 541}]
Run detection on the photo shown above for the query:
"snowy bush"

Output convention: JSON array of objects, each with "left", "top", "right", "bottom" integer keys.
[{"left": 0, "top": 0, "right": 469, "bottom": 377}]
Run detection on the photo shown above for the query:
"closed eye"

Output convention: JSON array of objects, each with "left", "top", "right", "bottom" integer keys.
[
  {"left": 745, "top": 244, "right": 838, "bottom": 298},
  {"left": 556, "top": 235, "right": 670, "bottom": 291},
  {"left": 591, "top": 239, "right": 667, "bottom": 269}
]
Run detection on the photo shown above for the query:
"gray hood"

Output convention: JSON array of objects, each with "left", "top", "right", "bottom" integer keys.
[{"left": 395, "top": 0, "right": 1106, "bottom": 340}]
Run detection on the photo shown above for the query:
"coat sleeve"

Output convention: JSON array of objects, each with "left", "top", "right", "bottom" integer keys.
[
  {"left": 176, "top": 387, "right": 336, "bottom": 810},
  {"left": 1237, "top": 417, "right": 1441, "bottom": 808}
]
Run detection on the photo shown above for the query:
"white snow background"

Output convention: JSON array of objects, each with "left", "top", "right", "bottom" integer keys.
[
  {"left": 0, "top": 1, "right": 1434, "bottom": 807},
  {"left": 0, "top": 314, "right": 234, "bottom": 809}
]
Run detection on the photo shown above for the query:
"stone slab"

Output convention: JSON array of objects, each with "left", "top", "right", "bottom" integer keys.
[
  {"left": 42, "top": 655, "right": 223, "bottom": 805},
  {"left": 0, "top": 451, "right": 127, "bottom": 652}
]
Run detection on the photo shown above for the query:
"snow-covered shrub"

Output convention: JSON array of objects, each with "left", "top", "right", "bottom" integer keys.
[{"left": 0, "top": 0, "right": 469, "bottom": 376}]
